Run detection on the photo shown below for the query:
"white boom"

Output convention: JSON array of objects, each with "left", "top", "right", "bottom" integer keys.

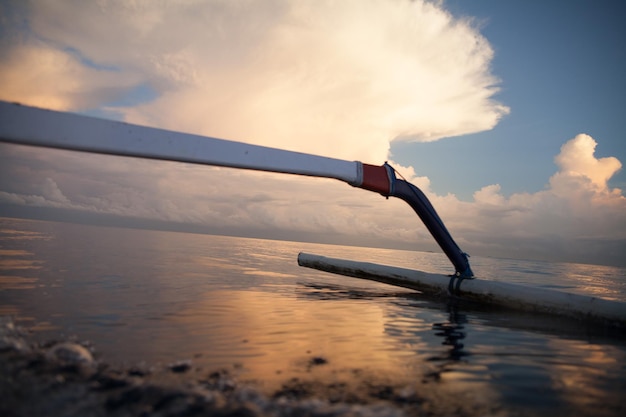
[{"left": 0, "top": 101, "right": 362, "bottom": 185}]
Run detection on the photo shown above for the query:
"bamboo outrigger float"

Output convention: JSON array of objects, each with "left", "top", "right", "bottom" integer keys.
[
  {"left": 1, "top": 101, "right": 624, "bottom": 324},
  {"left": 298, "top": 253, "right": 626, "bottom": 324}
]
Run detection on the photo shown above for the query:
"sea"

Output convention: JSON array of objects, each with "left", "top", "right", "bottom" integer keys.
[{"left": 1, "top": 216, "right": 625, "bottom": 416}]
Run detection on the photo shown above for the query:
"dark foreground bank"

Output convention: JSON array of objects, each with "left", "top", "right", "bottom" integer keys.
[{"left": 1, "top": 317, "right": 510, "bottom": 417}]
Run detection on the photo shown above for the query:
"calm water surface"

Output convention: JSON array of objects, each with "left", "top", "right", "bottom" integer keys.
[{"left": 1, "top": 217, "right": 625, "bottom": 416}]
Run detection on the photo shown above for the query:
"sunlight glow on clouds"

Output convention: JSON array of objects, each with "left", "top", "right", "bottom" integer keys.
[
  {"left": 0, "top": 43, "right": 140, "bottom": 111},
  {"left": 553, "top": 134, "right": 622, "bottom": 194},
  {"left": 443, "top": 135, "right": 625, "bottom": 264},
  {"left": 1, "top": 0, "right": 508, "bottom": 162}
]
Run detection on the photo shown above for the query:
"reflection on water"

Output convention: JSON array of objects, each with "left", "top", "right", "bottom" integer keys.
[
  {"left": 471, "top": 256, "right": 626, "bottom": 301},
  {"left": 0, "top": 217, "right": 625, "bottom": 416},
  {"left": 0, "top": 245, "right": 44, "bottom": 290},
  {"left": 431, "top": 306, "right": 468, "bottom": 362},
  {"left": 168, "top": 288, "right": 404, "bottom": 386}
]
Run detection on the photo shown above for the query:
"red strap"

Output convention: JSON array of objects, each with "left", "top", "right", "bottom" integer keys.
[{"left": 360, "top": 164, "right": 391, "bottom": 195}]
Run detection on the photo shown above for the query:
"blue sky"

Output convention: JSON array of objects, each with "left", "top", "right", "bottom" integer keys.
[
  {"left": 392, "top": 0, "right": 626, "bottom": 199},
  {"left": 0, "top": 0, "right": 624, "bottom": 267}
]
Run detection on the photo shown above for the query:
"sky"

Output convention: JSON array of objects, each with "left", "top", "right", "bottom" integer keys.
[{"left": 0, "top": 0, "right": 624, "bottom": 268}]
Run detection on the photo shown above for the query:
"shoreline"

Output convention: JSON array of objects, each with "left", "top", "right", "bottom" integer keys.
[{"left": 1, "top": 317, "right": 504, "bottom": 417}]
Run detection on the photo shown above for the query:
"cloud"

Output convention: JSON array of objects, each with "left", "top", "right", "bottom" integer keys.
[
  {"left": 1, "top": 0, "right": 508, "bottom": 162},
  {"left": 439, "top": 135, "right": 625, "bottom": 265},
  {"left": 0, "top": 42, "right": 142, "bottom": 111},
  {"left": 552, "top": 133, "right": 622, "bottom": 194}
]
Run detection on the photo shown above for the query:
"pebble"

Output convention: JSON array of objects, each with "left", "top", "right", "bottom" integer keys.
[
  {"left": 0, "top": 319, "right": 30, "bottom": 353},
  {"left": 47, "top": 342, "right": 94, "bottom": 365},
  {"left": 0, "top": 335, "right": 30, "bottom": 353},
  {"left": 168, "top": 359, "right": 192, "bottom": 373}
]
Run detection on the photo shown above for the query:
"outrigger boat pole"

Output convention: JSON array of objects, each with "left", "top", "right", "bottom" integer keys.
[{"left": 0, "top": 101, "right": 472, "bottom": 277}]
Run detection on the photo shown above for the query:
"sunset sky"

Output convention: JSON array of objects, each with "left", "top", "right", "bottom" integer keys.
[{"left": 1, "top": 0, "right": 624, "bottom": 267}]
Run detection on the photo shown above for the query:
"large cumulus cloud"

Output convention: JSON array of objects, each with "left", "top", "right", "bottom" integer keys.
[{"left": 0, "top": 0, "right": 507, "bottom": 161}]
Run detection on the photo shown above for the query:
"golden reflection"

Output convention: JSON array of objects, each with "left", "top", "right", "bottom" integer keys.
[
  {"left": 241, "top": 268, "right": 296, "bottom": 278},
  {"left": 168, "top": 289, "right": 398, "bottom": 387},
  {"left": 0, "top": 229, "right": 51, "bottom": 240},
  {"left": 0, "top": 249, "right": 32, "bottom": 256},
  {"left": 545, "top": 337, "right": 626, "bottom": 411},
  {"left": 436, "top": 363, "right": 502, "bottom": 411},
  {"left": 190, "top": 255, "right": 238, "bottom": 270},
  {"left": 0, "top": 305, "right": 20, "bottom": 316},
  {"left": 165, "top": 287, "right": 504, "bottom": 411},
  {"left": 0, "top": 275, "right": 39, "bottom": 290},
  {"left": 557, "top": 262, "right": 625, "bottom": 301},
  {"left": 0, "top": 259, "right": 43, "bottom": 270},
  {"left": 0, "top": 247, "right": 42, "bottom": 272}
]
